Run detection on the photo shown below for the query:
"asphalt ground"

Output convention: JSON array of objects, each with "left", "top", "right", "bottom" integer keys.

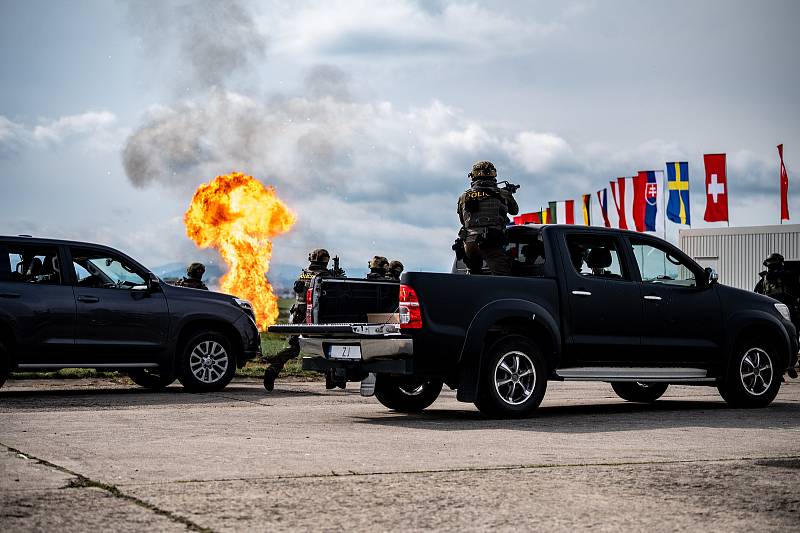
[{"left": 1, "top": 377, "right": 799, "bottom": 532}]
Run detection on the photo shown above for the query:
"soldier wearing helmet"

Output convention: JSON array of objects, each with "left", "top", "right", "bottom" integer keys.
[
  {"left": 755, "top": 252, "right": 800, "bottom": 378},
  {"left": 174, "top": 262, "right": 208, "bottom": 290},
  {"left": 264, "top": 248, "right": 335, "bottom": 391},
  {"left": 457, "top": 160, "right": 519, "bottom": 276},
  {"left": 366, "top": 256, "right": 390, "bottom": 280},
  {"left": 387, "top": 260, "right": 404, "bottom": 282}
]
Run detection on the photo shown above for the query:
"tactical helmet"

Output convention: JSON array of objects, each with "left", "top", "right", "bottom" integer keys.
[
  {"left": 764, "top": 252, "right": 785, "bottom": 268},
  {"left": 308, "top": 248, "right": 330, "bottom": 264},
  {"left": 469, "top": 161, "right": 497, "bottom": 179},
  {"left": 187, "top": 262, "right": 205, "bottom": 279},
  {"left": 389, "top": 260, "right": 404, "bottom": 273},
  {"left": 368, "top": 256, "right": 389, "bottom": 271}
]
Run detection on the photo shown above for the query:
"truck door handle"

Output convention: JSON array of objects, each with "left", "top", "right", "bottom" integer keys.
[
  {"left": 0, "top": 292, "right": 21, "bottom": 298},
  {"left": 572, "top": 290, "right": 592, "bottom": 297},
  {"left": 77, "top": 296, "right": 100, "bottom": 303},
  {"left": 644, "top": 295, "right": 662, "bottom": 301}
]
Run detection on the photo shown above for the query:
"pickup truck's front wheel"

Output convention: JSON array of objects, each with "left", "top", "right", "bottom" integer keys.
[
  {"left": 717, "top": 338, "right": 781, "bottom": 408},
  {"left": 374, "top": 375, "right": 443, "bottom": 413},
  {"left": 474, "top": 335, "right": 547, "bottom": 418}
]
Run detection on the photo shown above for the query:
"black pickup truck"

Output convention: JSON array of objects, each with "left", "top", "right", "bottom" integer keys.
[{"left": 269, "top": 225, "right": 798, "bottom": 417}]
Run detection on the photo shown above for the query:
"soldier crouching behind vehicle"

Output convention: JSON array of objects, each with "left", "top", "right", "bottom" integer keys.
[
  {"left": 174, "top": 263, "right": 209, "bottom": 290},
  {"left": 263, "top": 249, "right": 334, "bottom": 391},
  {"left": 755, "top": 252, "right": 799, "bottom": 378},
  {"left": 456, "top": 161, "right": 519, "bottom": 276}
]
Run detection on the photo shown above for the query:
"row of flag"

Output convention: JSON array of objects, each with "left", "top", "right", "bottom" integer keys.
[{"left": 513, "top": 145, "right": 791, "bottom": 230}]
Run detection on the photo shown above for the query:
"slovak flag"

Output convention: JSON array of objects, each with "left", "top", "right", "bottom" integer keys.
[
  {"left": 703, "top": 153, "right": 729, "bottom": 222},
  {"left": 634, "top": 171, "right": 661, "bottom": 232}
]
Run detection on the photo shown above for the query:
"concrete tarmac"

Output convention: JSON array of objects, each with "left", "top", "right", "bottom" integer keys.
[{"left": 1, "top": 377, "right": 799, "bottom": 531}]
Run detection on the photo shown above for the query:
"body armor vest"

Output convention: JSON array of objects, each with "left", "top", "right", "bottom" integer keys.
[{"left": 460, "top": 185, "right": 509, "bottom": 231}]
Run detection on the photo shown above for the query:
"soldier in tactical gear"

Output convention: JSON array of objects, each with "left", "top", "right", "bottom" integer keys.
[
  {"left": 457, "top": 161, "right": 519, "bottom": 276},
  {"left": 366, "top": 256, "right": 390, "bottom": 280},
  {"left": 263, "top": 248, "right": 334, "bottom": 391},
  {"left": 174, "top": 262, "right": 209, "bottom": 290},
  {"left": 387, "top": 260, "right": 404, "bottom": 281},
  {"left": 755, "top": 252, "right": 799, "bottom": 378}
]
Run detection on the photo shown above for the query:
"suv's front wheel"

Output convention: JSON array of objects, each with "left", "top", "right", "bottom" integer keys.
[
  {"left": 474, "top": 335, "right": 547, "bottom": 418},
  {"left": 718, "top": 338, "right": 781, "bottom": 408},
  {"left": 374, "top": 375, "right": 443, "bottom": 412},
  {"left": 177, "top": 332, "right": 236, "bottom": 392}
]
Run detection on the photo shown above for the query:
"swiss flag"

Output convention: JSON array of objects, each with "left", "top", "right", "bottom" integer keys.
[{"left": 703, "top": 153, "right": 729, "bottom": 222}]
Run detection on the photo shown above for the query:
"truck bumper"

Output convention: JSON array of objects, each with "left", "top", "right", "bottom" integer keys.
[{"left": 298, "top": 336, "right": 413, "bottom": 361}]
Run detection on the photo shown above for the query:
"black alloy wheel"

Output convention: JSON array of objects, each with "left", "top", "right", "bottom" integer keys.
[
  {"left": 474, "top": 334, "right": 547, "bottom": 418},
  {"left": 374, "top": 374, "right": 443, "bottom": 413},
  {"left": 611, "top": 382, "right": 669, "bottom": 403},
  {"left": 718, "top": 338, "right": 781, "bottom": 408}
]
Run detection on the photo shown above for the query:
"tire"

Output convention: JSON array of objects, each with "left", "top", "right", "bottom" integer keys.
[
  {"left": 128, "top": 368, "right": 176, "bottom": 390},
  {"left": 177, "top": 331, "right": 236, "bottom": 392},
  {"left": 474, "top": 335, "right": 547, "bottom": 418},
  {"left": 611, "top": 382, "right": 668, "bottom": 403},
  {"left": 0, "top": 341, "right": 8, "bottom": 389},
  {"left": 374, "top": 375, "right": 443, "bottom": 413},
  {"left": 717, "top": 337, "right": 781, "bottom": 408}
]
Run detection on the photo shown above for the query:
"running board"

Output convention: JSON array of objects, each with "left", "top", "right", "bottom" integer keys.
[
  {"left": 555, "top": 367, "right": 715, "bottom": 382},
  {"left": 16, "top": 363, "right": 160, "bottom": 369}
]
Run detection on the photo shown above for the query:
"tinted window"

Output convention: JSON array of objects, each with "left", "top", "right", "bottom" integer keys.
[
  {"left": 565, "top": 235, "right": 627, "bottom": 280},
  {"left": 631, "top": 240, "right": 697, "bottom": 287},
  {"left": 70, "top": 248, "right": 146, "bottom": 289},
  {"left": 6, "top": 244, "right": 63, "bottom": 284}
]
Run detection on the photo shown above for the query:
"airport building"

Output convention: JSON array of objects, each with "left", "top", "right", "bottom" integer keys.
[{"left": 679, "top": 224, "right": 800, "bottom": 291}]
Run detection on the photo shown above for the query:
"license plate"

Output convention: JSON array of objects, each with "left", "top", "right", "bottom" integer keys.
[{"left": 325, "top": 344, "right": 362, "bottom": 360}]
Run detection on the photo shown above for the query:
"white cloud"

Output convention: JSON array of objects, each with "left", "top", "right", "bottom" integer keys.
[
  {"left": 31, "top": 111, "right": 116, "bottom": 143},
  {"left": 0, "top": 111, "right": 121, "bottom": 153}
]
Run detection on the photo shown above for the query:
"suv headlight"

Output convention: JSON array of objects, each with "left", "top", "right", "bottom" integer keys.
[
  {"left": 233, "top": 297, "right": 253, "bottom": 311},
  {"left": 775, "top": 303, "right": 791, "bottom": 321}
]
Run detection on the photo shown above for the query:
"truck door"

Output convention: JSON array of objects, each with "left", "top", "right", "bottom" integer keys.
[
  {"left": 68, "top": 247, "right": 169, "bottom": 364},
  {"left": 627, "top": 237, "right": 723, "bottom": 365},
  {"left": 560, "top": 233, "right": 643, "bottom": 365},
  {"left": 0, "top": 242, "right": 76, "bottom": 363}
]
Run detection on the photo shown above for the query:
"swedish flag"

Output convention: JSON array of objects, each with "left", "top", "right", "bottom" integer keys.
[{"left": 666, "top": 162, "right": 691, "bottom": 225}]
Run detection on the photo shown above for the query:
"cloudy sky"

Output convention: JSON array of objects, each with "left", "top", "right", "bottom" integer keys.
[{"left": 1, "top": 0, "right": 798, "bottom": 274}]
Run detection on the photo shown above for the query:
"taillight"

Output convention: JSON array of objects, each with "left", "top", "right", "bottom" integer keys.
[
  {"left": 305, "top": 288, "right": 313, "bottom": 324},
  {"left": 399, "top": 284, "right": 422, "bottom": 329}
]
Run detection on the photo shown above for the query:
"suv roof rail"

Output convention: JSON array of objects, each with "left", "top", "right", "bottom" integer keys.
[{"left": 18, "top": 234, "right": 33, "bottom": 237}]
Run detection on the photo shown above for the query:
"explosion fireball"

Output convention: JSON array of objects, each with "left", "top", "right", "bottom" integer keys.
[{"left": 184, "top": 172, "right": 296, "bottom": 331}]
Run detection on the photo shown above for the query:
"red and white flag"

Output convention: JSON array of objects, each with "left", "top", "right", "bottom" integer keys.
[
  {"left": 552, "top": 200, "right": 575, "bottom": 224},
  {"left": 610, "top": 177, "right": 635, "bottom": 230},
  {"left": 779, "top": 144, "right": 790, "bottom": 221},
  {"left": 703, "top": 153, "right": 729, "bottom": 223}
]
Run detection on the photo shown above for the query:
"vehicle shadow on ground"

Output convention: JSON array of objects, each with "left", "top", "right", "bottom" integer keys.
[
  {"left": 353, "top": 399, "right": 800, "bottom": 433},
  {"left": 0, "top": 381, "right": 335, "bottom": 410}
]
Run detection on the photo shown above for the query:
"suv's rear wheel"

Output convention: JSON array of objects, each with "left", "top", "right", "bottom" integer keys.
[
  {"left": 718, "top": 338, "right": 781, "bottom": 408},
  {"left": 177, "top": 332, "right": 236, "bottom": 392},
  {"left": 128, "top": 368, "right": 176, "bottom": 390},
  {"left": 611, "top": 382, "right": 668, "bottom": 403},
  {"left": 474, "top": 335, "right": 547, "bottom": 418},
  {"left": 374, "top": 375, "right": 443, "bottom": 413}
]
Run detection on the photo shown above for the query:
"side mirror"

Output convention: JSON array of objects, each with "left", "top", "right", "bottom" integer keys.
[
  {"left": 147, "top": 273, "right": 161, "bottom": 292},
  {"left": 705, "top": 267, "right": 719, "bottom": 287}
]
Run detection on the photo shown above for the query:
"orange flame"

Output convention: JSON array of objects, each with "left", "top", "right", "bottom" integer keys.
[{"left": 184, "top": 172, "right": 296, "bottom": 331}]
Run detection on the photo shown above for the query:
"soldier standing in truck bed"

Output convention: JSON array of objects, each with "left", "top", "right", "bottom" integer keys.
[
  {"left": 387, "top": 260, "right": 404, "bottom": 281},
  {"left": 457, "top": 161, "right": 519, "bottom": 276},
  {"left": 263, "top": 249, "right": 334, "bottom": 391},
  {"left": 366, "top": 256, "right": 390, "bottom": 280}
]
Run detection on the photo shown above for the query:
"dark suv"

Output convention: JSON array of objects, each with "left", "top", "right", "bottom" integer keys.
[{"left": 0, "top": 236, "right": 261, "bottom": 391}]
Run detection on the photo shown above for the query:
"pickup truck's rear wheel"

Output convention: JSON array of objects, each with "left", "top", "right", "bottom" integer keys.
[
  {"left": 177, "top": 332, "right": 236, "bottom": 393},
  {"left": 718, "top": 338, "right": 781, "bottom": 408},
  {"left": 374, "top": 375, "right": 443, "bottom": 413},
  {"left": 611, "top": 382, "right": 668, "bottom": 403},
  {"left": 474, "top": 335, "right": 547, "bottom": 418},
  {"left": 128, "top": 368, "right": 176, "bottom": 390}
]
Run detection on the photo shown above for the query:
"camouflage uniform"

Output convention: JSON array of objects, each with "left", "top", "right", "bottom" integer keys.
[
  {"left": 457, "top": 161, "right": 519, "bottom": 276},
  {"left": 366, "top": 256, "right": 390, "bottom": 280},
  {"left": 755, "top": 253, "right": 800, "bottom": 378},
  {"left": 264, "top": 249, "right": 333, "bottom": 391},
  {"left": 387, "top": 260, "right": 404, "bottom": 282},
  {"left": 174, "top": 263, "right": 208, "bottom": 290}
]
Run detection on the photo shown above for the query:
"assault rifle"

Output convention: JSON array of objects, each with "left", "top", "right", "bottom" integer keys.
[
  {"left": 498, "top": 180, "right": 521, "bottom": 193},
  {"left": 332, "top": 255, "right": 346, "bottom": 278}
]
